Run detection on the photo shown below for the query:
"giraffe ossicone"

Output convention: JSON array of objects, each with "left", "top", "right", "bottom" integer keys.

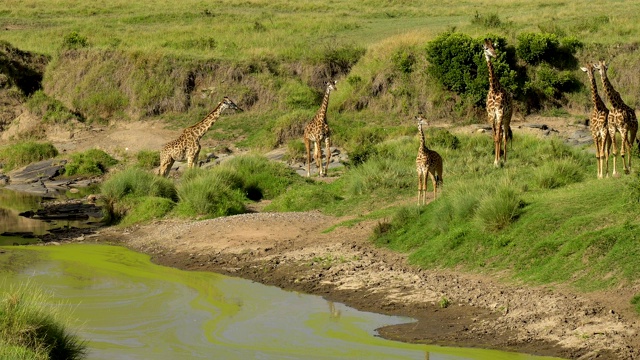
[
  {"left": 304, "top": 80, "right": 337, "bottom": 177},
  {"left": 158, "top": 96, "right": 242, "bottom": 177}
]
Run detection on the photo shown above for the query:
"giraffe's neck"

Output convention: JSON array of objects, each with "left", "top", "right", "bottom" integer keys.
[
  {"left": 314, "top": 86, "right": 332, "bottom": 123},
  {"left": 418, "top": 123, "right": 429, "bottom": 154},
  {"left": 189, "top": 102, "right": 225, "bottom": 139},
  {"left": 486, "top": 58, "right": 502, "bottom": 94},
  {"left": 587, "top": 72, "right": 607, "bottom": 112},
  {"left": 600, "top": 73, "right": 624, "bottom": 109}
]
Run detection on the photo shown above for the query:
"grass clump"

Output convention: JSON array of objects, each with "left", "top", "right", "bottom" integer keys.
[
  {"left": 0, "top": 282, "right": 86, "bottom": 360},
  {"left": 100, "top": 167, "right": 177, "bottom": 223},
  {"left": 64, "top": 148, "right": 118, "bottom": 177},
  {"left": 135, "top": 150, "right": 160, "bottom": 170},
  {"left": 174, "top": 169, "right": 245, "bottom": 218},
  {"left": 0, "top": 142, "right": 58, "bottom": 171}
]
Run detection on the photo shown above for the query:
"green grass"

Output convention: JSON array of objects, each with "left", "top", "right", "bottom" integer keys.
[
  {"left": 0, "top": 142, "right": 59, "bottom": 172},
  {"left": 0, "top": 282, "right": 86, "bottom": 360},
  {"left": 63, "top": 148, "right": 118, "bottom": 177}
]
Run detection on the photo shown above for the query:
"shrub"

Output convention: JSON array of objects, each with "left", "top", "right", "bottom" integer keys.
[
  {"left": 0, "top": 142, "right": 58, "bottom": 171},
  {"left": 392, "top": 47, "right": 417, "bottom": 74},
  {"left": 534, "top": 159, "right": 585, "bottom": 189},
  {"left": 425, "top": 127, "right": 460, "bottom": 150},
  {"left": 64, "top": 149, "right": 118, "bottom": 176},
  {"left": 426, "top": 32, "right": 516, "bottom": 107},
  {"left": 516, "top": 32, "right": 560, "bottom": 65},
  {"left": 62, "top": 31, "right": 89, "bottom": 49},
  {"left": 265, "top": 183, "right": 341, "bottom": 212}
]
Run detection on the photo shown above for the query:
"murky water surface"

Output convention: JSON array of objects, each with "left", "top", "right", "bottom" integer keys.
[{"left": 0, "top": 244, "right": 562, "bottom": 360}]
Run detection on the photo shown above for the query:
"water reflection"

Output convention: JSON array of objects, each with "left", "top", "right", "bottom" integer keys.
[{"left": 0, "top": 245, "right": 564, "bottom": 360}]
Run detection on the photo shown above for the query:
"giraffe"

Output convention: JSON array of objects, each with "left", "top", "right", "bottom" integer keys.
[
  {"left": 304, "top": 80, "right": 337, "bottom": 177},
  {"left": 594, "top": 60, "right": 639, "bottom": 175},
  {"left": 416, "top": 115, "right": 443, "bottom": 205},
  {"left": 158, "top": 96, "right": 242, "bottom": 177},
  {"left": 581, "top": 64, "right": 611, "bottom": 178},
  {"left": 483, "top": 39, "right": 513, "bottom": 167}
]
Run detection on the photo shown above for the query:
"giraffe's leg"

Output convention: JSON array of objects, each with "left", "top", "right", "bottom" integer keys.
[
  {"left": 304, "top": 137, "right": 311, "bottom": 177},
  {"left": 160, "top": 158, "right": 175, "bottom": 177},
  {"left": 609, "top": 126, "right": 619, "bottom": 176},
  {"left": 627, "top": 126, "right": 637, "bottom": 173},
  {"left": 314, "top": 142, "right": 322, "bottom": 176},
  {"left": 324, "top": 137, "right": 331, "bottom": 177},
  {"left": 604, "top": 132, "right": 611, "bottom": 178},
  {"left": 417, "top": 172, "right": 422, "bottom": 205},
  {"left": 502, "top": 124, "right": 510, "bottom": 163},
  {"left": 428, "top": 170, "right": 437, "bottom": 199},
  {"left": 494, "top": 123, "right": 502, "bottom": 167},
  {"left": 593, "top": 135, "right": 602, "bottom": 179},
  {"left": 620, "top": 126, "right": 630, "bottom": 174}
]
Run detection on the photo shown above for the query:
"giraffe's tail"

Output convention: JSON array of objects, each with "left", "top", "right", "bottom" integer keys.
[{"left": 435, "top": 175, "right": 443, "bottom": 187}]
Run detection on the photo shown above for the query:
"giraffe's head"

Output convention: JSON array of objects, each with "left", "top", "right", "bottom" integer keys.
[
  {"left": 580, "top": 63, "right": 595, "bottom": 77},
  {"left": 415, "top": 114, "right": 429, "bottom": 129},
  {"left": 326, "top": 80, "right": 338, "bottom": 92},
  {"left": 482, "top": 39, "right": 497, "bottom": 61},
  {"left": 593, "top": 60, "right": 608, "bottom": 78},
  {"left": 221, "top": 96, "right": 243, "bottom": 112}
]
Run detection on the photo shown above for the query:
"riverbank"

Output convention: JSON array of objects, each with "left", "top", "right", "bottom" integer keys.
[{"left": 82, "top": 208, "right": 640, "bottom": 360}]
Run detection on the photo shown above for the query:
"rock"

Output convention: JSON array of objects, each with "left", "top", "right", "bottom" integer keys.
[{"left": 8, "top": 159, "right": 67, "bottom": 184}]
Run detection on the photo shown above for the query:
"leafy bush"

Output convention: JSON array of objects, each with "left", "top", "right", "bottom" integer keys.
[
  {"left": 426, "top": 32, "right": 516, "bottom": 107},
  {"left": 516, "top": 33, "right": 560, "bottom": 65},
  {"left": 118, "top": 196, "right": 175, "bottom": 226},
  {"left": 392, "top": 47, "right": 417, "bottom": 74},
  {"left": 64, "top": 149, "right": 118, "bottom": 176},
  {"left": 265, "top": 183, "right": 341, "bottom": 212},
  {"left": 425, "top": 127, "right": 460, "bottom": 150},
  {"left": 0, "top": 142, "right": 58, "bottom": 171},
  {"left": 525, "top": 63, "right": 576, "bottom": 99}
]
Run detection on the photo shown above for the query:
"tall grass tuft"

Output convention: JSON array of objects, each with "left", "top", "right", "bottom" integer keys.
[
  {"left": 219, "top": 154, "right": 302, "bottom": 200},
  {"left": 100, "top": 168, "right": 177, "bottom": 223},
  {"left": 174, "top": 170, "right": 245, "bottom": 218},
  {"left": 0, "top": 142, "right": 58, "bottom": 171},
  {"left": 0, "top": 282, "right": 86, "bottom": 360}
]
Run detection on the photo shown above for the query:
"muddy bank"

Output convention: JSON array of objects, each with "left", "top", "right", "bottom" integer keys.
[{"left": 78, "top": 211, "right": 640, "bottom": 360}]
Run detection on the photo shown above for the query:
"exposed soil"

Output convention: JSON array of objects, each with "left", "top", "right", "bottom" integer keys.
[{"left": 13, "top": 114, "right": 640, "bottom": 359}]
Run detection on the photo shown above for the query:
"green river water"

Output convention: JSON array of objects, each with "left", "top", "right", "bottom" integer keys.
[{"left": 0, "top": 244, "right": 563, "bottom": 360}]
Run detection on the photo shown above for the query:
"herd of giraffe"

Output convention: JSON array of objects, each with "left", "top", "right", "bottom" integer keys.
[{"left": 157, "top": 39, "right": 639, "bottom": 206}]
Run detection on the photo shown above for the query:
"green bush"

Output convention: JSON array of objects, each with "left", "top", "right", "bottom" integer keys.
[
  {"left": 265, "top": 183, "right": 341, "bottom": 212},
  {"left": 319, "top": 43, "right": 366, "bottom": 76},
  {"left": 425, "top": 127, "right": 460, "bottom": 150},
  {"left": 0, "top": 283, "right": 86, "bottom": 360},
  {"left": 64, "top": 149, "right": 118, "bottom": 176},
  {"left": 62, "top": 31, "right": 89, "bottom": 49},
  {"left": 516, "top": 32, "right": 560, "bottom": 65},
  {"left": 426, "top": 32, "right": 516, "bottom": 107},
  {"left": 118, "top": 196, "right": 175, "bottom": 226},
  {"left": 0, "top": 142, "right": 58, "bottom": 171},
  {"left": 391, "top": 47, "right": 417, "bottom": 74},
  {"left": 534, "top": 159, "right": 585, "bottom": 189}
]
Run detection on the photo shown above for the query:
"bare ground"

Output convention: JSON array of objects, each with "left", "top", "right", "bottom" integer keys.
[{"left": 23, "top": 114, "right": 640, "bottom": 359}]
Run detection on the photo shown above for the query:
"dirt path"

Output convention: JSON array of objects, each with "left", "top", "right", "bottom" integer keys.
[{"left": 86, "top": 208, "right": 640, "bottom": 360}]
